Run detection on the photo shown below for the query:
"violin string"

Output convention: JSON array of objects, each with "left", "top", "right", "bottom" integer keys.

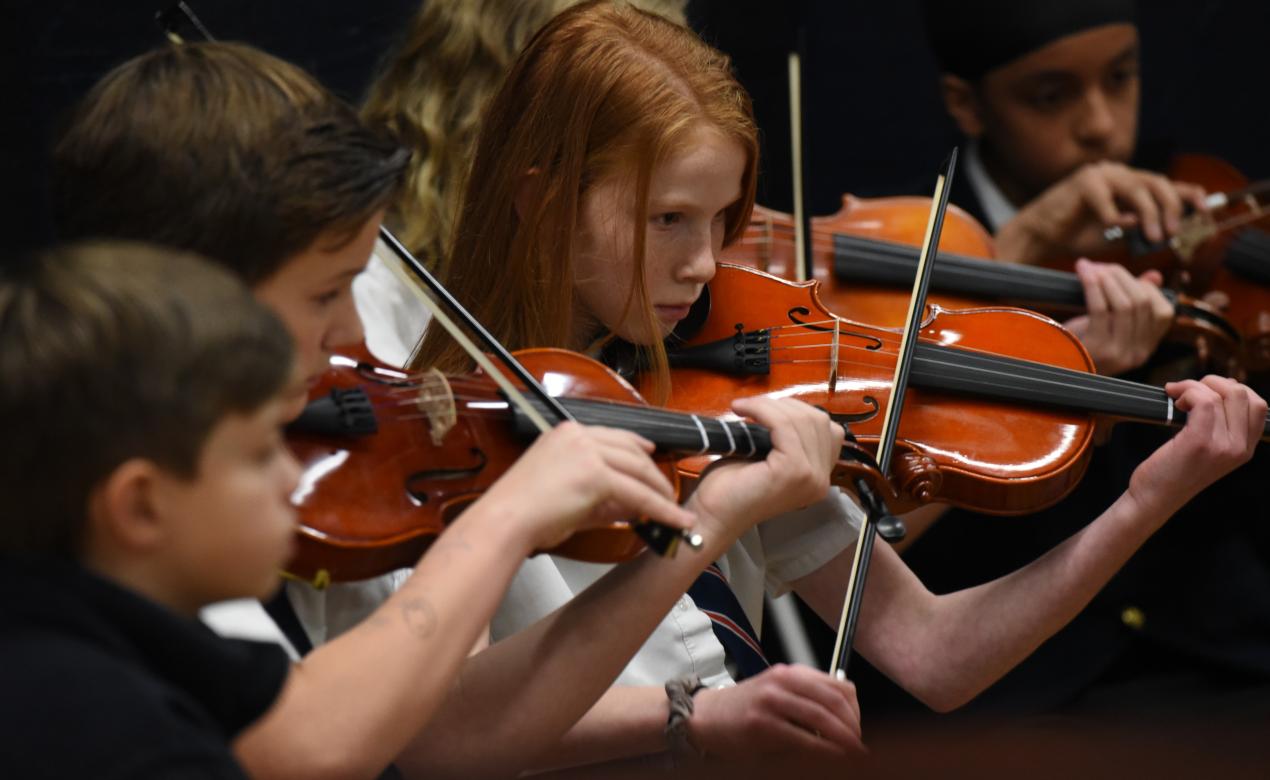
[
  {"left": 365, "top": 320, "right": 1172, "bottom": 412},
  {"left": 764, "top": 334, "right": 1176, "bottom": 410},
  {"left": 368, "top": 328, "right": 1170, "bottom": 412},
  {"left": 372, "top": 388, "right": 775, "bottom": 445},
  {"left": 376, "top": 344, "right": 1167, "bottom": 428},
  {"left": 1202, "top": 208, "right": 1270, "bottom": 236},
  {"left": 729, "top": 242, "right": 1092, "bottom": 299}
]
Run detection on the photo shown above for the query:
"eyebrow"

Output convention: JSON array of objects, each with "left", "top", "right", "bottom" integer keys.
[
  {"left": 1019, "top": 43, "right": 1141, "bottom": 87},
  {"left": 1107, "top": 43, "right": 1140, "bottom": 67},
  {"left": 323, "top": 267, "right": 364, "bottom": 285}
]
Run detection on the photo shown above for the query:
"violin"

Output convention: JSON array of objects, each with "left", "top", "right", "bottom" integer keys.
[
  {"left": 1095, "top": 154, "right": 1270, "bottom": 285},
  {"left": 1093, "top": 154, "right": 1270, "bottom": 376},
  {"left": 723, "top": 199, "right": 1245, "bottom": 378},
  {"left": 283, "top": 345, "right": 894, "bottom": 584},
  {"left": 651, "top": 263, "right": 1270, "bottom": 516}
]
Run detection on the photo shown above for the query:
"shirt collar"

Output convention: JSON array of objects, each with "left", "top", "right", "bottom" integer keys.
[{"left": 964, "top": 140, "right": 1019, "bottom": 232}]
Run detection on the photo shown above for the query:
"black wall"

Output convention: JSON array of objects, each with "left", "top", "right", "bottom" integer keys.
[{"left": 5, "top": 0, "right": 1269, "bottom": 260}]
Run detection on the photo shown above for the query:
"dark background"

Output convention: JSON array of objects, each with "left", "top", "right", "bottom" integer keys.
[{"left": 4, "top": 0, "right": 1269, "bottom": 260}]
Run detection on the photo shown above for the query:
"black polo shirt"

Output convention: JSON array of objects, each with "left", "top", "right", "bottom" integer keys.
[{"left": 0, "top": 555, "right": 289, "bottom": 779}]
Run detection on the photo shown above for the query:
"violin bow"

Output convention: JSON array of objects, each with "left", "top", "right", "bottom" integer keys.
[
  {"left": 154, "top": 1, "right": 703, "bottom": 557},
  {"left": 829, "top": 148, "right": 960, "bottom": 680},
  {"left": 787, "top": 29, "right": 811, "bottom": 284}
]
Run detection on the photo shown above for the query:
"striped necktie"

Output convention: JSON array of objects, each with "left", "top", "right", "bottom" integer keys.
[{"left": 687, "top": 562, "right": 770, "bottom": 680}]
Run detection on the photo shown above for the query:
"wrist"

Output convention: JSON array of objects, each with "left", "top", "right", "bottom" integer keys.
[
  {"left": 682, "top": 489, "right": 758, "bottom": 548},
  {"left": 665, "top": 676, "right": 707, "bottom": 761},
  {"left": 450, "top": 491, "right": 538, "bottom": 557},
  {"left": 1120, "top": 476, "right": 1181, "bottom": 536}
]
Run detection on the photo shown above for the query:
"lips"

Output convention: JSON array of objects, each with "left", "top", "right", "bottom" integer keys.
[{"left": 654, "top": 303, "right": 694, "bottom": 322}]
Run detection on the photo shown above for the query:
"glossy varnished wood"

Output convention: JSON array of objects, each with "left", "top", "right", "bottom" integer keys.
[
  {"left": 658, "top": 264, "right": 1099, "bottom": 516},
  {"left": 287, "top": 349, "right": 672, "bottom": 583}
]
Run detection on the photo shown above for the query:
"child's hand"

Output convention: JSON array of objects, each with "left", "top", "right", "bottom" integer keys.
[
  {"left": 480, "top": 422, "right": 696, "bottom": 552},
  {"left": 688, "top": 397, "right": 843, "bottom": 538},
  {"left": 1063, "top": 258, "right": 1173, "bottom": 375},
  {"left": 688, "top": 664, "right": 864, "bottom": 758},
  {"left": 1128, "top": 376, "right": 1264, "bottom": 518}
]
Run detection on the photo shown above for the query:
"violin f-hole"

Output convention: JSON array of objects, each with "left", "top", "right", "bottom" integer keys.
[
  {"left": 815, "top": 397, "right": 879, "bottom": 425},
  {"left": 405, "top": 447, "right": 488, "bottom": 504},
  {"left": 787, "top": 307, "right": 883, "bottom": 350}
]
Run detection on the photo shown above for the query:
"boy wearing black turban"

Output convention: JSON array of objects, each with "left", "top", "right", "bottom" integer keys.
[
  {"left": 925, "top": 0, "right": 1208, "bottom": 264},
  {"left": 850, "top": 1, "right": 1270, "bottom": 728}
]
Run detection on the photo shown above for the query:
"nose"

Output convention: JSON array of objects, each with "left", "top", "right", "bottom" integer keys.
[
  {"left": 280, "top": 446, "right": 303, "bottom": 501},
  {"left": 326, "top": 291, "right": 365, "bottom": 350},
  {"left": 676, "top": 227, "right": 718, "bottom": 286},
  {"left": 1074, "top": 88, "right": 1116, "bottom": 152}
]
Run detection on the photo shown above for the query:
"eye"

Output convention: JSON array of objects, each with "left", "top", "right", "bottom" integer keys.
[
  {"left": 1105, "top": 63, "right": 1139, "bottom": 91},
  {"left": 1027, "top": 86, "right": 1068, "bottom": 112},
  {"left": 312, "top": 288, "right": 341, "bottom": 307},
  {"left": 651, "top": 212, "right": 683, "bottom": 228},
  {"left": 254, "top": 430, "right": 288, "bottom": 465}
]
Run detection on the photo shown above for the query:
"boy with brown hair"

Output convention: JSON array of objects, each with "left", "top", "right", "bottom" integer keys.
[{"left": 0, "top": 242, "right": 299, "bottom": 777}]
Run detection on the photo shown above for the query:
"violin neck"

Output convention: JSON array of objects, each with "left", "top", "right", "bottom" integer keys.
[
  {"left": 513, "top": 397, "right": 774, "bottom": 458},
  {"left": 831, "top": 233, "right": 1086, "bottom": 307},
  {"left": 915, "top": 343, "right": 1270, "bottom": 439}
]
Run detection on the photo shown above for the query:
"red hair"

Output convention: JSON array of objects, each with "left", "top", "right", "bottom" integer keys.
[{"left": 410, "top": 0, "right": 758, "bottom": 402}]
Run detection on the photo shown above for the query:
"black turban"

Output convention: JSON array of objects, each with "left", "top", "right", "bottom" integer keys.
[{"left": 923, "top": 0, "right": 1136, "bottom": 81}]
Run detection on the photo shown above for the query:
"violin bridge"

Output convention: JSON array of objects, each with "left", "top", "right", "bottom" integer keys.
[
  {"left": 1171, "top": 212, "right": 1217, "bottom": 261},
  {"left": 415, "top": 368, "right": 457, "bottom": 445}
]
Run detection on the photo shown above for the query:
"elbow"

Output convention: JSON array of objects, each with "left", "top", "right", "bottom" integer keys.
[
  {"left": 888, "top": 652, "right": 982, "bottom": 714},
  {"left": 908, "top": 670, "right": 987, "bottom": 713},
  {"left": 919, "top": 686, "right": 974, "bottom": 714},
  {"left": 237, "top": 732, "right": 395, "bottom": 780}
]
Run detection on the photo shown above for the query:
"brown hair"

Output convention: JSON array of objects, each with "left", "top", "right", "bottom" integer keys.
[
  {"left": 51, "top": 41, "right": 409, "bottom": 285},
  {"left": 408, "top": 1, "right": 757, "bottom": 402},
  {"left": 362, "top": 0, "right": 689, "bottom": 265},
  {"left": 0, "top": 242, "right": 294, "bottom": 557}
]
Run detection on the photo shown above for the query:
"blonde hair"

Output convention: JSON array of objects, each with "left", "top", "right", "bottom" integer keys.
[
  {"left": 408, "top": 0, "right": 758, "bottom": 403},
  {"left": 362, "top": 0, "right": 688, "bottom": 265}
]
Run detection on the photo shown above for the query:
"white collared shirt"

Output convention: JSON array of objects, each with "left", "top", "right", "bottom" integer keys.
[{"left": 963, "top": 140, "right": 1019, "bottom": 232}]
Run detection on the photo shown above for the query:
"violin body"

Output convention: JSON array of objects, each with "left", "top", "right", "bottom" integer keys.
[
  {"left": 658, "top": 263, "right": 1099, "bottom": 516},
  {"left": 286, "top": 344, "right": 900, "bottom": 583},
  {"left": 726, "top": 197, "right": 1245, "bottom": 378},
  {"left": 730, "top": 199, "right": 993, "bottom": 327},
  {"left": 286, "top": 349, "right": 676, "bottom": 583}
]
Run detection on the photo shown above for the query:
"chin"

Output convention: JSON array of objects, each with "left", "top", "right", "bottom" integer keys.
[
  {"left": 279, "top": 389, "right": 310, "bottom": 423},
  {"left": 252, "top": 571, "right": 286, "bottom": 601}
]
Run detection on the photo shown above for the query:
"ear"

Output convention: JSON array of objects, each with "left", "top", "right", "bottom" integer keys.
[
  {"left": 87, "top": 459, "right": 171, "bottom": 554},
  {"left": 513, "top": 167, "right": 543, "bottom": 222},
  {"left": 939, "top": 74, "right": 985, "bottom": 139}
]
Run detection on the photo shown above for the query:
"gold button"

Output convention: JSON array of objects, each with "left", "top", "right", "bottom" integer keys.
[{"left": 1120, "top": 606, "right": 1146, "bottom": 631}]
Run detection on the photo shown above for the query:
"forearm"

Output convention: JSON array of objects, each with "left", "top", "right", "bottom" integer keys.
[
  {"left": 539, "top": 686, "right": 668, "bottom": 770},
  {"left": 396, "top": 501, "right": 746, "bottom": 778},
  {"left": 863, "top": 489, "right": 1169, "bottom": 710},
  {"left": 235, "top": 501, "right": 535, "bottom": 780}
]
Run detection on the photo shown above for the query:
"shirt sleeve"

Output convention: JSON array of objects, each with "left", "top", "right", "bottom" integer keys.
[
  {"left": 758, "top": 487, "right": 865, "bottom": 597},
  {"left": 354, "top": 245, "right": 434, "bottom": 369}
]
